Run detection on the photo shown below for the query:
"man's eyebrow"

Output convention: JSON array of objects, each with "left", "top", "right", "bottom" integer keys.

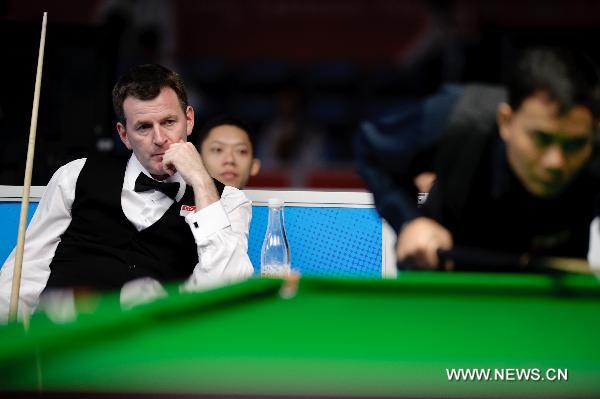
[
  {"left": 533, "top": 129, "right": 592, "bottom": 142},
  {"left": 132, "top": 114, "right": 179, "bottom": 128},
  {"left": 133, "top": 120, "right": 152, "bottom": 128},
  {"left": 209, "top": 140, "right": 249, "bottom": 147}
]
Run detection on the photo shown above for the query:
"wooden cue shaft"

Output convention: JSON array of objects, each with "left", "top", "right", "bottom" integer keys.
[
  {"left": 535, "top": 256, "right": 594, "bottom": 274},
  {"left": 8, "top": 12, "right": 48, "bottom": 323},
  {"left": 438, "top": 247, "right": 595, "bottom": 274}
]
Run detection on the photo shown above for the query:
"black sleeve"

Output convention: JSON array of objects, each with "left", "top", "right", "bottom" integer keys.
[{"left": 354, "top": 85, "right": 464, "bottom": 233}]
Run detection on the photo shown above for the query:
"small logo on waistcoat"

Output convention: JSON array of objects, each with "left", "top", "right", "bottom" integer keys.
[{"left": 180, "top": 205, "right": 197, "bottom": 217}]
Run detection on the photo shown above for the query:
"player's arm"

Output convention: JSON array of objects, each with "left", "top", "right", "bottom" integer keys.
[
  {"left": 0, "top": 159, "right": 84, "bottom": 322},
  {"left": 161, "top": 142, "right": 253, "bottom": 290}
]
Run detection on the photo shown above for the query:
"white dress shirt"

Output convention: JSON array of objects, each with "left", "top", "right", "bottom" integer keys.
[
  {"left": 588, "top": 217, "right": 600, "bottom": 273},
  {"left": 0, "top": 154, "right": 254, "bottom": 322}
]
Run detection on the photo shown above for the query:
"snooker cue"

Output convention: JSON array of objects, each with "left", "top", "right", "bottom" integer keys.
[
  {"left": 437, "top": 247, "right": 594, "bottom": 274},
  {"left": 8, "top": 12, "right": 48, "bottom": 323}
]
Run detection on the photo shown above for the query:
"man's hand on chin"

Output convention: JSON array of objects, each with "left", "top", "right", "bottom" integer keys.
[{"left": 162, "top": 142, "right": 219, "bottom": 208}]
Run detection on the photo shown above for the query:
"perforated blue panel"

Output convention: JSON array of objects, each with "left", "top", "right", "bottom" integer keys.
[
  {"left": 249, "top": 206, "right": 382, "bottom": 277},
  {"left": 0, "top": 202, "right": 38, "bottom": 267},
  {"left": 1, "top": 203, "right": 383, "bottom": 278}
]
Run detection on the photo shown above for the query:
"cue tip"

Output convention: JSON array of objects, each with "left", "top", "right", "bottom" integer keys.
[{"left": 279, "top": 271, "right": 300, "bottom": 299}]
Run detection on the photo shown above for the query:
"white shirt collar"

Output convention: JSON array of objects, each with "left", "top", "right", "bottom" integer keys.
[{"left": 124, "top": 153, "right": 186, "bottom": 202}]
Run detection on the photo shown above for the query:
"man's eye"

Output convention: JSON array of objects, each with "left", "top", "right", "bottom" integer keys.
[
  {"left": 238, "top": 149, "right": 249, "bottom": 155},
  {"left": 211, "top": 148, "right": 222, "bottom": 153},
  {"left": 534, "top": 132, "right": 553, "bottom": 147},
  {"left": 137, "top": 124, "right": 151, "bottom": 131},
  {"left": 165, "top": 119, "right": 176, "bottom": 126},
  {"left": 563, "top": 139, "right": 589, "bottom": 152}
]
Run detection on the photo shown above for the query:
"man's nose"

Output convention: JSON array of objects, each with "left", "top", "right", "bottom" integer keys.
[
  {"left": 541, "top": 144, "right": 566, "bottom": 171},
  {"left": 223, "top": 149, "right": 235, "bottom": 164},
  {"left": 152, "top": 125, "right": 167, "bottom": 146}
]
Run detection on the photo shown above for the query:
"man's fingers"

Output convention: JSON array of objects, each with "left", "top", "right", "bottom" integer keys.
[
  {"left": 397, "top": 244, "right": 437, "bottom": 269},
  {"left": 396, "top": 217, "right": 455, "bottom": 270},
  {"left": 443, "top": 260, "right": 455, "bottom": 271},
  {"left": 161, "top": 153, "right": 177, "bottom": 176},
  {"left": 424, "top": 241, "right": 440, "bottom": 269},
  {"left": 396, "top": 240, "right": 406, "bottom": 261},
  {"left": 163, "top": 163, "right": 176, "bottom": 176}
]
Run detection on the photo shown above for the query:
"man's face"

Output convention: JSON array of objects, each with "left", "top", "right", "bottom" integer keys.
[
  {"left": 498, "top": 93, "right": 595, "bottom": 198},
  {"left": 117, "top": 87, "right": 194, "bottom": 178},
  {"left": 200, "top": 124, "right": 260, "bottom": 188}
]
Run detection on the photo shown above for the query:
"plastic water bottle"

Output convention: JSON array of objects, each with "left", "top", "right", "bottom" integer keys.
[{"left": 261, "top": 198, "right": 291, "bottom": 277}]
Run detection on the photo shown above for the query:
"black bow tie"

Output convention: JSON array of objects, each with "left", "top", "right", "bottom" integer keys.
[{"left": 134, "top": 173, "right": 180, "bottom": 200}]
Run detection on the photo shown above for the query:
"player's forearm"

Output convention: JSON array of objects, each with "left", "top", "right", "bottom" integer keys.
[
  {"left": 192, "top": 176, "right": 220, "bottom": 209},
  {"left": 182, "top": 188, "right": 253, "bottom": 291},
  {"left": 181, "top": 233, "right": 253, "bottom": 293}
]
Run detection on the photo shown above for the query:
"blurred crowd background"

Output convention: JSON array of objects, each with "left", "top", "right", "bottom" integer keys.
[{"left": 1, "top": 0, "right": 600, "bottom": 189}]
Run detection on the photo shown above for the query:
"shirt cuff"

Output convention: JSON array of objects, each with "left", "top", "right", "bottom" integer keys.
[{"left": 185, "top": 201, "right": 231, "bottom": 242}]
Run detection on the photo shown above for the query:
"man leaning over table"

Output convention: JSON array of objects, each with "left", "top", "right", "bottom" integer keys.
[{"left": 357, "top": 47, "right": 600, "bottom": 270}]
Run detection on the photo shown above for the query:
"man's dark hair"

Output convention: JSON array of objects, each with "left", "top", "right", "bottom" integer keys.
[
  {"left": 508, "top": 47, "right": 600, "bottom": 118},
  {"left": 112, "top": 64, "right": 188, "bottom": 124},
  {"left": 196, "top": 115, "right": 256, "bottom": 154}
]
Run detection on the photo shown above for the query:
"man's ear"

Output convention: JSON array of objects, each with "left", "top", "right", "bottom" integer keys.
[
  {"left": 117, "top": 122, "right": 132, "bottom": 150},
  {"left": 497, "top": 102, "right": 513, "bottom": 142},
  {"left": 186, "top": 106, "right": 195, "bottom": 136},
  {"left": 250, "top": 158, "right": 261, "bottom": 176}
]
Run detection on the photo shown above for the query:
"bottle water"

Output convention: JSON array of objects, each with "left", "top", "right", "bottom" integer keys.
[{"left": 261, "top": 198, "right": 291, "bottom": 277}]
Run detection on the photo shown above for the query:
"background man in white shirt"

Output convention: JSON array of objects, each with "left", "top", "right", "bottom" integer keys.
[{"left": 0, "top": 64, "right": 254, "bottom": 322}]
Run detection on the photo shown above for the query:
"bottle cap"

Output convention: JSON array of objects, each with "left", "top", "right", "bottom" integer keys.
[{"left": 268, "top": 198, "right": 284, "bottom": 207}]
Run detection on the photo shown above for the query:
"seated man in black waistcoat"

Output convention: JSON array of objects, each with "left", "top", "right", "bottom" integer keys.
[
  {"left": 0, "top": 64, "right": 254, "bottom": 321},
  {"left": 356, "top": 47, "right": 600, "bottom": 270}
]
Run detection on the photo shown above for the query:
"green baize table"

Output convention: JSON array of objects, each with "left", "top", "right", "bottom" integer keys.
[{"left": 1, "top": 272, "right": 599, "bottom": 398}]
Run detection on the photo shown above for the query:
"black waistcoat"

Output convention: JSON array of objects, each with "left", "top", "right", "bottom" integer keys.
[{"left": 45, "top": 157, "right": 225, "bottom": 290}]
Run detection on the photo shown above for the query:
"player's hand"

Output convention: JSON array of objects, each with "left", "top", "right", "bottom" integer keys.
[
  {"left": 162, "top": 142, "right": 210, "bottom": 186},
  {"left": 396, "top": 217, "right": 453, "bottom": 270},
  {"left": 163, "top": 141, "right": 219, "bottom": 208}
]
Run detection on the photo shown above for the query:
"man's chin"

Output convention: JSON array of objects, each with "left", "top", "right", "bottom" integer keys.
[
  {"left": 217, "top": 175, "right": 239, "bottom": 187},
  {"left": 529, "top": 181, "right": 565, "bottom": 199},
  {"left": 148, "top": 164, "right": 168, "bottom": 179}
]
